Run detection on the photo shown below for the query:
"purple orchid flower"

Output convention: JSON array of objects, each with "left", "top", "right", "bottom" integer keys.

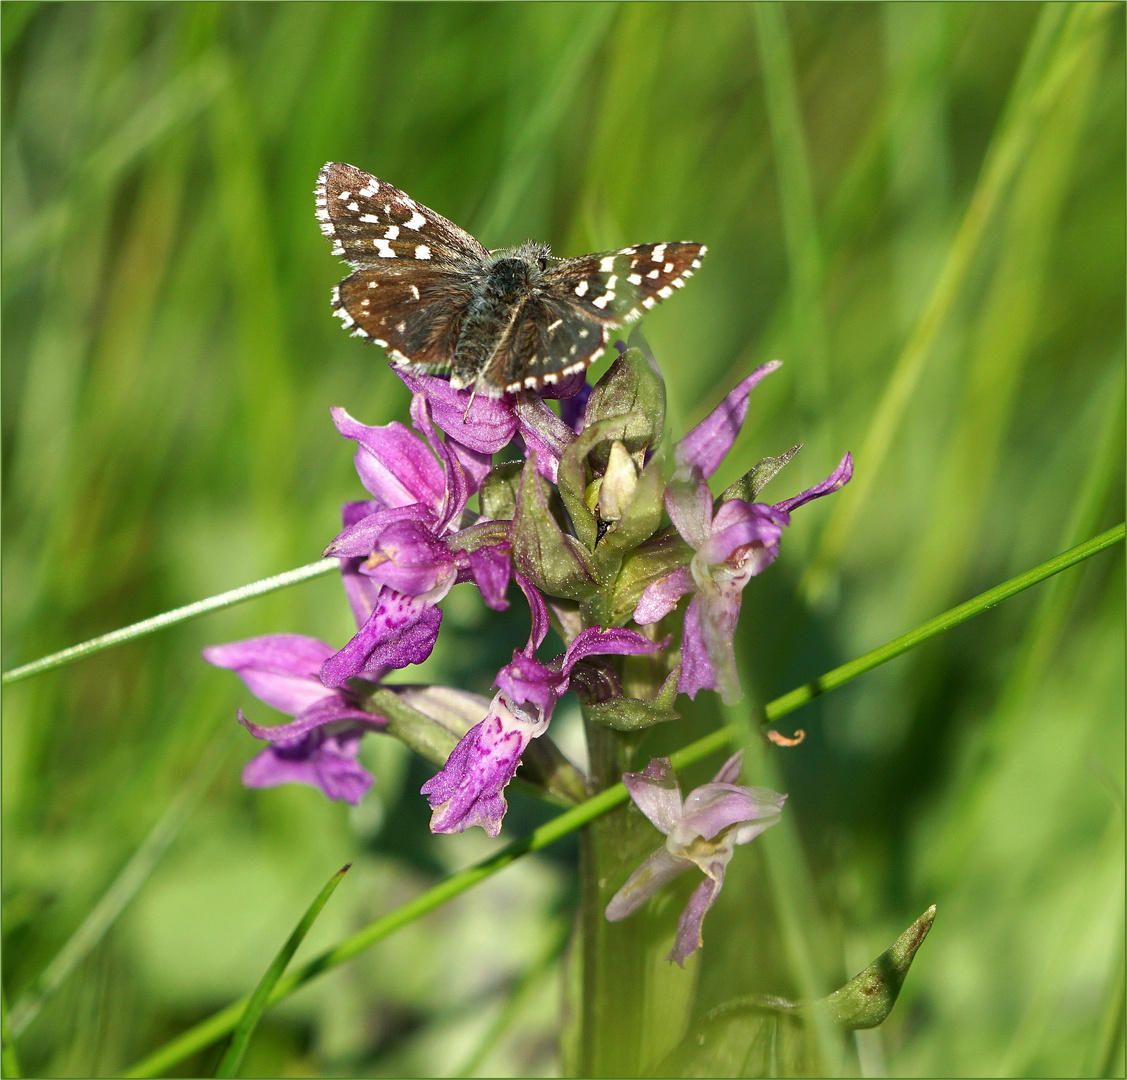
[
  {"left": 203, "top": 634, "right": 390, "bottom": 805},
  {"left": 422, "top": 581, "right": 663, "bottom": 837},
  {"left": 320, "top": 394, "right": 511, "bottom": 688},
  {"left": 395, "top": 369, "right": 576, "bottom": 483},
  {"left": 634, "top": 363, "right": 853, "bottom": 703},
  {"left": 606, "top": 752, "right": 785, "bottom": 966}
]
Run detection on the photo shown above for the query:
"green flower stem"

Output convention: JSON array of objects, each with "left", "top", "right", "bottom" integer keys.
[
  {"left": 113, "top": 522, "right": 1122, "bottom": 1077},
  {"left": 573, "top": 703, "right": 687, "bottom": 1077},
  {"left": 1, "top": 559, "right": 337, "bottom": 686}
]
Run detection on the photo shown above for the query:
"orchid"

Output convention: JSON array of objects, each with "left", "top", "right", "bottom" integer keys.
[
  {"left": 422, "top": 579, "right": 662, "bottom": 836},
  {"left": 634, "top": 362, "right": 854, "bottom": 703},
  {"left": 606, "top": 752, "right": 785, "bottom": 965},
  {"left": 320, "top": 393, "right": 513, "bottom": 687},
  {"left": 203, "top": 634, "right": 389, "bottom": 804},
  {"left": 206, "top": 344, "right": 853, "bottom": 975}
]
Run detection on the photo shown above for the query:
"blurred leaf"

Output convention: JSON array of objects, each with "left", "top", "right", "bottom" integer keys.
[
  {"left": 215, "top": 862, "right": 350, "bottom": 1078},
  {"left": 654, "top": 906, "right": 936, "bottom": 1077}
]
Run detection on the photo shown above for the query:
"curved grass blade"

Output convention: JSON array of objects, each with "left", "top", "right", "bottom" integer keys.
[
  {"left": 1, "top": 559, "right": 336, "bottom": 685},
  {"left": 214, "top": 864, "right": 351, "bottom": 1079},
  {"left": 122, "top": 525, "right": 1122, "bottom": 1077}
]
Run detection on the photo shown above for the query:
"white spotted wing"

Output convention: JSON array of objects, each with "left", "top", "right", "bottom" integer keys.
[{"left": 317, "top": 162, "right": 706, "bottom": 393}]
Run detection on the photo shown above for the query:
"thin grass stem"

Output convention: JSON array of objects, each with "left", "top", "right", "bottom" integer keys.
[{"left": 1, "top": 560, "right": 336, "bottom": 686}]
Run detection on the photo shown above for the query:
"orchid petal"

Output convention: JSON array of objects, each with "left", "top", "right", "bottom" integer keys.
[
  {"left": 409, "top": 394, "right": 470, "bottom": 528},
  {"left": 421, "top": 694, "right": 546, "bottom": 836},
  {"left": 676, "top": 785, "right": 786, "bottom": 844},
  {"left": 668, "top": 869, "right": 725, "bottom": 966},
  {"left": 623, "top": 757, "right": 683, "bottom": 835},
  {"left": 467, "top": 544, "right": 512, "bottom": 611},
  {"left": 516, "top": 573, "right": 550, "bottom": 655},
  {"left": 236, "top": 701, "right": 383, "bottom": 745},
  {"left": 396, "top": 369, "right": 519, "bottom": 453},
  {"left": 513, "top": 395, "right": 574, "bottom": 483},
  {"left": 605, "top": 847, "right": 688, "bottom": 922},
  {"left": 695, "top": 502, "right": 785, "bottom": 570},
  {"left": 331, "top": 406, "right": 445, "bottom": 511},
  {"left": 203, "top": 635, "right": 335, "bottom": 715},
  {"left": 773, "top": 452, "right": 853, "bottom": 514},
  {"left": 242, "top": 730, "right": 373, "bottom": 805},
  {"left": 634, "top": 567, "right": 695, "bottom": 625},
  {"left": 711, "top": 751, "right": 744, "bottom": 786},
  {"left": 321, "top": 588, "right": 435, "bottom": 688},
  {"left": 664, "top": 474, "right": 714, "bottom": 551},
  {"left": 674, "top": 361, "right": 780, "bottom": 478},
  {"left": 560, "top": 626, "right": 663, "bottom": 678}
]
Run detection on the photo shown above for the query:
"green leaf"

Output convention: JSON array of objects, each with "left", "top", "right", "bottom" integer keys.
[
  {"left": 653, "top": 905, "right": 937, "bottom": 1077},
  {"left": 718, "top": 445, "right": 800, "bottom": 504},
  {"left": 365, "top": 686, "right": 470, "bottom": 767},
  {"left": 819, "top": 903, "right": 937, "bottom": 1029},
  {"left": 585, "top": 667, "right": 681, "bottom": 731},
  {"left": 608, "top": 528, "right": 694, "bottom": 626},
  {"left": 214, "top": 864, "right": 351, "bottom": 1078},
  {"left": 479, "top": 461, "right": 523, "bottom": 521}
]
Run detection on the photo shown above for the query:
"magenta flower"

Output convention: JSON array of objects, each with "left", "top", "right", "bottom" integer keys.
[
  {"left": 320, "top": 394, "right": 510, "bottom": 687},
  {"left": 395, "top": 369, "right": 576, "bottom": 483},
  {"left": 422, "top": 582, "right": 663, "bottom": 837},
  {"left": 606, "top": 752, "right": 785, "bottom": 966},
  {"left": 203, "top": 634, "right": 390, "bottom": 804},
  {"left": 634, "top": 363, "right": 853, "bottom": 703}
]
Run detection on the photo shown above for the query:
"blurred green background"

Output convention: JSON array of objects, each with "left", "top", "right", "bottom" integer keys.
[{"left": 2, "top": 2, "right": 1123, "bottom": 1076}]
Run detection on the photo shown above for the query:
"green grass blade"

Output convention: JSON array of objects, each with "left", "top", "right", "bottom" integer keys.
[
  {"left": 766, "top": 523, "right": 1124, "bottom": 724},
  {"left": 803, "top": 2, "right": 1116, "bottom": 598},
  {"left": 753, "top": 2, "right": 829, "bottom": 417},
  {"left": 1, "top": 987, "right": 21, "bottom": 1079},
  {"left": 0, "top": 559, "right": 336, "bottom": 685},
  {"left": 213, "top": 863, "right": 351, "bottom": 1079},
  {"left": 121, "top": 524, "right": 1122, "bottom": 1077},
  {"left": 474, "top": 3, "right": 617, "bottom": 241}
]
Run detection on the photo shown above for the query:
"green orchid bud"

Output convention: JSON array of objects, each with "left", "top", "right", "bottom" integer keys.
[
  {"left": 598, "top": 440, "right": 639, "bottom": 521},
  {"left": 479, "top": 461, "right": 524, "bottom": 520},
  {"left": 583, "top": 347, "right": 667, "bottom": 457},
  {"left": 557, "top": 413, "right": 645, "bottom": 552}
]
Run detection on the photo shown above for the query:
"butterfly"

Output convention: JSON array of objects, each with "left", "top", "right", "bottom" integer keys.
[{"left": 316, "top": 162, "right": 706, "bottom": 396}]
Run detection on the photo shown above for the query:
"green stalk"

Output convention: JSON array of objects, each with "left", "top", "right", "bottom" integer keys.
[{"left": 571, "top": 709, "right": 696, "bottom": 1078}]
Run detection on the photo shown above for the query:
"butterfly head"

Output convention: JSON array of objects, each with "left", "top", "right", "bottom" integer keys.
[{"left": 484, "top": 241, "right": 553, "bottom": 300}]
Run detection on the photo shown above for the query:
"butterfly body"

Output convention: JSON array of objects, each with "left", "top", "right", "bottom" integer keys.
[{"left": 317, "top": 163, "right": 705, "bottom": 396}]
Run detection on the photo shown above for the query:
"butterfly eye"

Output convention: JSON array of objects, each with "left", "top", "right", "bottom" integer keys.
[{"left": 538, "top": 256, "right": 549, "bottom": 271}]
